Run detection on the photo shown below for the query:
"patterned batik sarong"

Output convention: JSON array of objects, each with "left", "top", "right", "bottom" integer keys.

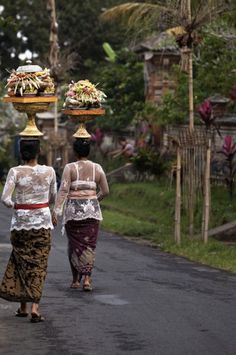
[
  {"left": 65, "top": 218, "right": 99, "bottom": 279},
  {"left": 0, "top": 228, "right": 51, "bottom": 303}
]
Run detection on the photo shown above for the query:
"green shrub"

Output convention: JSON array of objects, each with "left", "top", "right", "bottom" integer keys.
[{"left": 132, "top": 147, "right": 169, "bottom": 176}]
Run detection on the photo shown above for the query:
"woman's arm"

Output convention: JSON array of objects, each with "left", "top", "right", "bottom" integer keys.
[
  {"left": 54, "top": 164, "right": 71, "bottom": 216},
  {"left": 1, "top": 168, "right": 16, "bottom": 208},
  {"left": 49, "top": 168, "right": 57, "bottom": 208},
  {"left": 96, "top": 165, "right": 109, "bottom": 201}
]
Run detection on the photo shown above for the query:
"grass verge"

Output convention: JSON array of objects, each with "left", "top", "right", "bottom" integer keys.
[{"left": 101, "top": 182, "right": 236, "bottom": 273}]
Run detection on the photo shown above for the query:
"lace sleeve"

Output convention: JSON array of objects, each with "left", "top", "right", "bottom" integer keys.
[
  {"left": 54, "top": 164, "right": 71, "bottom": 216},
  {"left": 1, "top": 168, "right": 16, "bottom": 208},
  {"left": 96, "top": 164, "right": 109, "bottom": 201},
  {"left": 49, "top": 168, "right": 57, "bottom": 209}
]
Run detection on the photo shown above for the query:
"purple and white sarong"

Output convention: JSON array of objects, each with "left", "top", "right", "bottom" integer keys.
[{"left": 65, "top": 218, "right": 99, "bottom": 279}]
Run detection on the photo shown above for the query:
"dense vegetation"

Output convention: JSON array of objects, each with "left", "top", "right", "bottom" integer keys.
[{"left": 0, "top": 1, "right": 236, "bottom": 131}]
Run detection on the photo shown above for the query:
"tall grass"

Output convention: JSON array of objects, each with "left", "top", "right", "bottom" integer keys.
[{"left": 101, "top": 182, "right": 236, "bottom": 273}]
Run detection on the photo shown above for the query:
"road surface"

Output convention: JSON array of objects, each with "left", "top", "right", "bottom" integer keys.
[{"left": 0, "top": 206, "right": 236, "bottom": 355}]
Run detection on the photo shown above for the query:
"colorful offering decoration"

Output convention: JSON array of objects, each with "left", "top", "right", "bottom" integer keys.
[
  {"left": 3, "top": 61, "right": 57, "bottom": 137},
  {"left": 62, "top": 80, "right": 106, "bottom": 138},
  {"left": 6, "top": 62, "right": 55, "bottom": 97},
  {"left": 64, "top": 79, "right": 106, "bottom": 109}
]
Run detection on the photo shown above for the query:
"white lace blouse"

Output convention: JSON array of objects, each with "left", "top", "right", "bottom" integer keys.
[
  {"left": 1, "top": 165, "right": 57, "bottom": 231},
  {"left": 54, "top": 160, "right": 109, "bottom": 226}
]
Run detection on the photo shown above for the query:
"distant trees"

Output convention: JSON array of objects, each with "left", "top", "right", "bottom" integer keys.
[
  {"left": 0, "top": 0, "right": 236, "bottom": 132},
  {"left": 91, "top": 48, "right": 145, "bottom": 130},
  {"left": 0, "top": 0, "right": 129, "bottom": 79}
]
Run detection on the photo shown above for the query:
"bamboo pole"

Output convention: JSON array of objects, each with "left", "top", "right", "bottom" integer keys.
[
  {"left": 187, "top": 0, "right": 194, "bottom": 131},
  {"left": 202, "top": 139, "right": 211, "bottom": 244},
  {"left": 188, "top": 50, "right": 194, "bottom": 132},
  {"left": 175, "top": 146, "right": 181, "bottom": 245},
  {"left": 187, "top": 0, "right": 195, "bottom": 237},
  {"left": 201, "top": 157, "right": 206, "bottom": 238},
  {"left": 188, "top": 147, "right": 195, "bottom": 238},
  {"left": 54, "top": 101, "right": 58, "bottom": 134}
]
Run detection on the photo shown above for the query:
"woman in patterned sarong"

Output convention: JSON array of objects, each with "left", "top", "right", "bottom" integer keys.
[
  {"left": 54, "top": 138, "right": 109, "bottom": 291},
  {"left": 0, "top": 139, "right": 57, "bottom": 322}
]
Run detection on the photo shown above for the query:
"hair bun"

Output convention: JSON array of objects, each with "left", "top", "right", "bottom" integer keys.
[
  {"left": 22, "top": 151, "right": 31, "bottom": 159},
  {"left": 82, "top": 140, "right": 90, "bottom": 145}
]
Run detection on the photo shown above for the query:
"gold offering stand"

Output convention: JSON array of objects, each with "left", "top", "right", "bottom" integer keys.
[
  {"left": 3, "top": 96, "right": 58, "bottom": 136},
  {"left": 62, "top": 108, "right": 105, "bottom": 138}
]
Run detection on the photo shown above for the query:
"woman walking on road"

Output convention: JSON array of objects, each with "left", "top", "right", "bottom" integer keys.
[
  {"left": 0, "top": 139, "right": 57, "bottom": 323},
  {"left": 54, "top": 137, "right": 109, "bottom": 291}
]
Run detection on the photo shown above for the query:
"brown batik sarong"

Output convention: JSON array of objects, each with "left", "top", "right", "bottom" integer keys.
[
  {"left": 65, "top": 218, "right": 99, "bottom": 280},
  {"left": 0, "top": 228, "right": 51, "bottom": 303}
]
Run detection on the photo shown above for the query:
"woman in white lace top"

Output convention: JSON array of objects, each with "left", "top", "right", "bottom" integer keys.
[
  {"left": 0, "top": 139, "right": 57, "bottom": 323},
  {"left": 54, "top": 137, "right": 109, "bottom": 291}
]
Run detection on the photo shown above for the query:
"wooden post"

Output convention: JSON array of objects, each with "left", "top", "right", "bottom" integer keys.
[
  {"left": 189, "top": 147, "right": 195, "bottom": 238},
  {"left": 47, "top": 145, "right": 53, "bottom": 166},
  {"left": 202, "top": 139, "right": 211, "bottom": 243},
  {"left": 175, "top": 146, "right": 181, "bottom": 244},
  {"left": 54, "top": 101, "right": 58, "bottom": 134}
]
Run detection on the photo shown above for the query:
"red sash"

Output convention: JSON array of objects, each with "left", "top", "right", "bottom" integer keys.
[{"left": 14, "top": 203, "right": 49, "bottom": 210}]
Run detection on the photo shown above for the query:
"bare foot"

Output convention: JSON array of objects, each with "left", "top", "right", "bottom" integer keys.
[
  {"left": 70, "top": 281, "right": 80, "bottom": 289},
  {"left": 83, "top": 276, "right": 92, "bottom": 291},
  {"left": 20, "top": 302, "right": 28, "bottom": 313},
  {"left": 31, "top": 303, "right": 40, "bottom": 316}
]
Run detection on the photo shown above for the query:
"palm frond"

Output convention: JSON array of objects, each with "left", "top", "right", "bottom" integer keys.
[
  {"left": 101, "top": 1, "right": 233, "bottom": 45},
  {"left": 101, "top": 2, "right": 180, "bottom": 31},
  {"left": 204, "top": 19, "right": 236, "bottom": 41},
  {"left": 192, "top": 1, "right": 231, "bottom": 30}
]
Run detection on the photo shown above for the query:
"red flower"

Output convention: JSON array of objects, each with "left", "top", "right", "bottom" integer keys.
[
  {"left": 230, "top": 86, "right": 236, "bottom": 101},
  {"left": 197, "top": 100, "right": 213, "bottom": 126},
  {"left": 222, "top": 135, "right": 236, "bottom": 157}
]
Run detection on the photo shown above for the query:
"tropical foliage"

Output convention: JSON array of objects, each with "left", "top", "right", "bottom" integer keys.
[
  {"left": 219, "top": 136, "right": 236, "bottom": 198},
  {"left": 0, "top": 0, "right": 236, "bottom": 131},
  {"left": 0, "top": 0, "right": 129, "bottom": 79},
  {"left": 132, "top": 146, "right": 169, "bottom": 177},
  {"left": 91, "top": 48, "right": 145, "bottom": 130}
]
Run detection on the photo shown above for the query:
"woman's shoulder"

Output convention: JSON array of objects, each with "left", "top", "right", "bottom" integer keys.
[
  {"left": 64, "top": 162, "right": 76, "bottom": 170},
  {"left": 94, "top": 162, "right": 105, "bottom": 174},
  {"left": 37, "top": 165, "right": 55, "bottom": 174},
  {"left": 10, "top": 165, "right": 24, "bottom": 173}
]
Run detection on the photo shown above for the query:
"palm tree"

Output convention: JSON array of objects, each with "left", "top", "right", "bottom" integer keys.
[{"left": 101, "top": 0, "right": 232, "bottom": 131}]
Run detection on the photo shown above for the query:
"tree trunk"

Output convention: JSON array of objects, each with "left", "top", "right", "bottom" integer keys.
[
  {"left": 47, "top": 0, "right": 59, "bottom": 134},
  {"left": 47, "top": 0, "right": 59, "bottom": 80}
]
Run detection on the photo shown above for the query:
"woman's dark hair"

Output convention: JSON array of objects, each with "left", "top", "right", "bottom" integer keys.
[
  {"left": 73, "top": 138, "right": 90, "bottom": 158},
  {"left": 20, "top": 139, "right": 40, "bottom": 162}
]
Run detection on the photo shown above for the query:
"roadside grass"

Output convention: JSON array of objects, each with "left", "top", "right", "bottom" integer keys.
[{"left": 101, "top": 182, "right": 236, "bottom": 273}]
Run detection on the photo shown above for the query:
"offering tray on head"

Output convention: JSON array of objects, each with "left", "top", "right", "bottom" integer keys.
[
  {"left": 62, "top": 107, "right": 105, "bottom": 138},
  {"left": 3, "top": 95, "right": 58, "bottom": 136}
]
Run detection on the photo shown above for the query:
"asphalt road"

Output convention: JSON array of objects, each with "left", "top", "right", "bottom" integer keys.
[{"left": 1, "top": 206, "right": 236, "bottom": 355}]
